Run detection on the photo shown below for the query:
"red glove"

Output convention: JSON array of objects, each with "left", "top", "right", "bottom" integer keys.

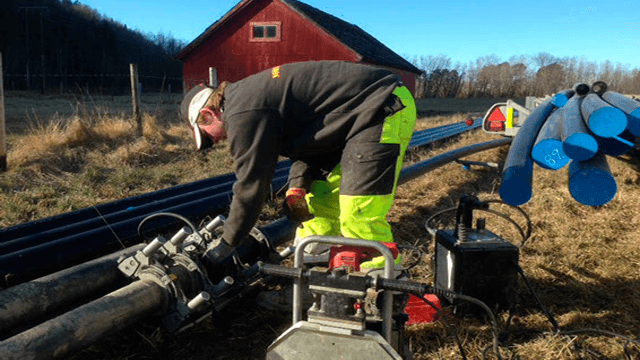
[{"left": 285, "top": 188, "right": 314, "bottom": 222}]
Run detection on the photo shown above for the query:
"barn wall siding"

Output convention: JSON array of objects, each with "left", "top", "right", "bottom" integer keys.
[
  {"left": 182, "top": 0, "right": 360, "bottom": 89},
  {"left": 181, "top": 0, "right": 417, "bottom": 95}
]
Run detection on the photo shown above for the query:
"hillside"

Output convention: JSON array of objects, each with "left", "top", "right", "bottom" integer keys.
[{"left": 0, "top": 0, "right": 184, "bottom": 94}]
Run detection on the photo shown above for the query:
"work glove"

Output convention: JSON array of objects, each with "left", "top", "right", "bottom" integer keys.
[
  {"left": 284, "top": 188, "right": 314, "bottom": 223},
  {"left": 204, "top": 238, "right": 236, "bottom": 264}
]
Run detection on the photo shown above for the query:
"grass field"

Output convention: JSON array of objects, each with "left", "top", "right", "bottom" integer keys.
[
  {"left": 3, "top": 91, "right": 183, "bottom": 135},
  {"left": 1, "top": 93, "right": 639, "bottom": 359},
  {"left": 2, "top": 90, "right": 523, "bottom": 134}
]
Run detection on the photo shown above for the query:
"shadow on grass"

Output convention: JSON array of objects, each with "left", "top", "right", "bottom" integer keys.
[
  {"left": 393, "top": 143, "right": 640, "bottom": 357},
  {"left": 392, "top": 143, "right": 510, "bottom": 248}
]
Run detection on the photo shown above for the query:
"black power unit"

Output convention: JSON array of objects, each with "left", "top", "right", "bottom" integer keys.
[{"left": 433, "top": 195, "right": 519, "bottom": 316}]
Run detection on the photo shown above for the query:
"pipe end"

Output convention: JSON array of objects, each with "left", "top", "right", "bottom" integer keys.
[{"left": 499, "top": 166, "right": 533, "bottom": 206}]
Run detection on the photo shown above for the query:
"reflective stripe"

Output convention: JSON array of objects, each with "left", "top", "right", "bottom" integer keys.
[
  {"left": 380, "top": 86, "right": 417, "bottom": 146},
  {"left": 296, "top": 86, "right": 417, "bottom": 249}
]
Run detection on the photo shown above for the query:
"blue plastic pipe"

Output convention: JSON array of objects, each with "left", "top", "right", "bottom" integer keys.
[
  {"left": 601, "top": 91, "right": 640, "bottom": 136},
  {"left": 499, "top": 97, "right": 556, "bottom": 206},
  {"left": 581, "top": 93, "right": 627, "bottom": 137},
  {"left": 551, "top": 89, "right": 576, "bottom": 107},
  {"left": 594, "top": 130, "right": 636, "bottom": 156},
  {"left": 561, "top": 96, "right": 599, "bottom": 161},
  {"left": 568, "top": 153, "right": 617, "bottom": 206},
  {"left": 531, "top": 109, "right": 570, "bottom": 170}
]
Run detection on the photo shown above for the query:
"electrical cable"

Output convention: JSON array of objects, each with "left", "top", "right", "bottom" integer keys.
[
  {"left": 137, "top": 212, "right": 200, "bottom": 240},
  {"left": 417, "top": 285, "right": 503, "bottom": 360},
  {"left": 514, "top": 264, "right": 640, "bottom": 359},
  {"left": 479, "top": 208, "right": 527, "bottom": 245},
  {"left": 483, "top": 199, "right": 533, "bottom": 247},
  {"left": 424, "top": 207, "right": 457, "bottom": 237},
  {"left": 424, "top": 199, "right": 531, "bottom": 247},
  {"left": 450, "top": 292, "right": 502, "bottom": 360},
  {"left": 93, "top": 205, "right": 126, "bottom": 249},
  {"left": 514, "top": 264, "right": 559, "bottom": 331},
  {"left": 414, "top": 294, "right": 468, "bottom": 360},
  {"left": 396, "top": 244, "right": 423, "bottom": 272}
]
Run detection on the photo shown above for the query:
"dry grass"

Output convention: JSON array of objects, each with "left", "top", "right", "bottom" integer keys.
[
  {"left": 3, "top": 91, "right": 183, "bottom": 134},
  {"left": 391, "top": 123, "right": 640, "bottom": 359},
  {"left": 0, "top": 108, "right": 233, "bottom": 227},
  {"left": 1, "top": 100, "right": 639, "bottom": 359}
]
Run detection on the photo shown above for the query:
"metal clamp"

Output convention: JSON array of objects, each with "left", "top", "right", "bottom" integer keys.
[{"left": 293, "top": 236, "right": 396, "bottom": 343}]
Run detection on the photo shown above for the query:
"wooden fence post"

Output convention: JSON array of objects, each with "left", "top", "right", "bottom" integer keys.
[
  {"left": 129, "top": 63, "right": 141, "bottom": 135},
  {"left": 209, "top": 67, "right": 218, "bottom": 88},
  {"left": 0, "top": 52, "right": 7, "bottom": 171}
]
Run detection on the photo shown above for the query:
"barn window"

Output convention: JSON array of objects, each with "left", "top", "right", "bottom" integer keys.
[{"left": 250, "top": 22, "right": 281, "bottom": 42}]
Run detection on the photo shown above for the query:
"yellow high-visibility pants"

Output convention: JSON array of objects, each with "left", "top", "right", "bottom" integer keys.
[{"left": 296, "top": 86, "right": 416, "bottom": 251}]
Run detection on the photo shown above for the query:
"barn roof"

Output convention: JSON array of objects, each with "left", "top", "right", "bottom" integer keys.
[{"left": 176, "top": 0, "right": 422, "bottom": 75}]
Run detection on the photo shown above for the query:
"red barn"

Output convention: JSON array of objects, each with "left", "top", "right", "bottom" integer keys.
[{"left": 175, "top": 0, "right": 422, "bottom": 94}]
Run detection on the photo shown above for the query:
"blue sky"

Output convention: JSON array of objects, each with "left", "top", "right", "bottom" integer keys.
[{"left": 79, "top": 0, "right": 640, "bottom": 69}]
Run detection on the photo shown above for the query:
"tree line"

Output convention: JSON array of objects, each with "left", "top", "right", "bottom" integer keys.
[
  {"left": 0, "top": 0, "right": 186, "bottom": 94},
  {"left": 410, "top": 53, "right": 640, "bottom": 98}
]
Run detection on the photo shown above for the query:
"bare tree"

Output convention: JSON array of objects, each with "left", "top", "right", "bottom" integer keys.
[
  {"left": 535, "top": 63, "right": 565, "bottom": 96},
  {"left": 532, "top": 52, "right": 557, "bottom": 70},
  {"left": 412, "top": 52, "right": 640, "bottom": 98}
]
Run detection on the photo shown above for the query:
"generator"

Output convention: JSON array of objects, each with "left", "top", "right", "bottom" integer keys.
[{"left": 433, "top": 195, "right": 519, "bottom": 315}]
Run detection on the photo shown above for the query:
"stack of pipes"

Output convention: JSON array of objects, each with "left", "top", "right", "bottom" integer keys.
[
  {"left": 0, "top": 121, "right": 482, "bottom": 288},
  {"left": 500, "top": 82, "right": 639, "bottom": 207}
]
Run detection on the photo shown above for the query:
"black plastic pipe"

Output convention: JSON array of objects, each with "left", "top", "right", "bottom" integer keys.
[
  {"left": 399, "top": 138, "right": 512, "bottom": 185},
  {"left": 0, "top": 121, "right": 482, "bottom": 285},
  {"left": 0, "top": 122, "right": 473, "bottom": 242},
  {"left": 0, "top": 216, "right": 297, "bottom": 336},
  {"left": 409, "top": 119, "right": 481, "bottom": 145},
  {"left": 0, "top": 167, "right": 290, "bottom": 256},
  {"left": 0, "top": 162, "right": 292, "bottom": 242},
  {"left": 0, "top": 176, "right": 268, "bottom": 283},
  {"left": 0, "top": 244, "right": 145, "bottom": 339},
  {"left": 0, "top": 279, "right": 168, "bottom": 360}
]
